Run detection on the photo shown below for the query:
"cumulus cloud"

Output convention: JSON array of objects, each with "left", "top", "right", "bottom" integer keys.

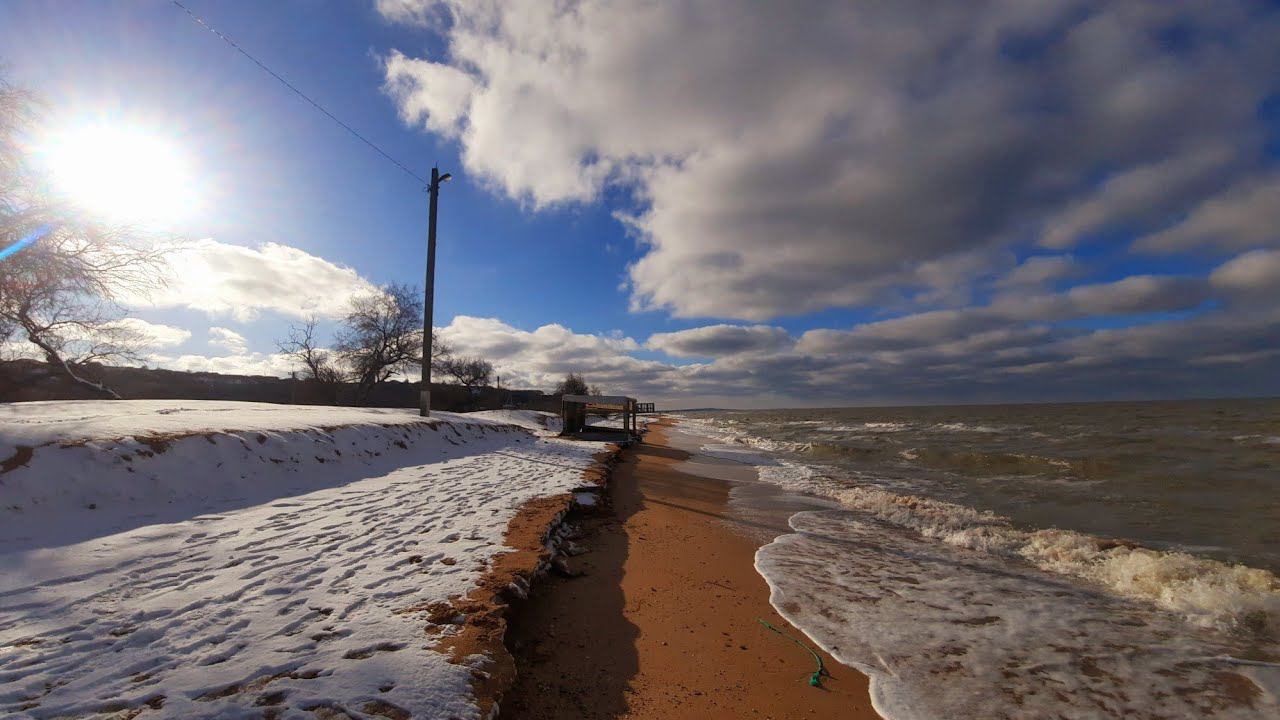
[
  {"left": 383, "top": 50, "right": 476, "bottom": 136},
  {"left": 373, "top": 0, "right": 449, "bottom": 27},
  {"left": 381, "top": 0, "right": 1280, "bottom": 320},
  {"left": 437, "top": 316, "right": 651, "bottom": 390},
  {"left": 992, "top": 275, "right": 1209, "bottom": 321},
  {"left": 129, "top": 239, "right": 377, "bottom": 321},
  {"left": 433, "top": 307, "right": 1280, "bottom": 406},
  {"left": 647, "top": 324, "right": 793, "bottom": 358},
  {"left": 1210, "top": 249, "right": 1280, "bottom": 304},
  {"left": 1137, "top": 175, "right": 1280, "bottom": 253},
  {"left": 152, "top": 351, "right": 296, "bottom": 378},
  {"left": 797, "top": 310, "right": 1001, "bottom": 355},
  {"left": 996, "top": 255, "right": 1080, "bottom": 290},
  {"left": 144, "top": 327, "right": 290, "bottom": 377},
  {"left": 1039, "top": 144, "right": 1236, "bottom": 249},
  {"left": 105, "top": 318, "right": 191, "bottom": 349},
  {"left": 208, "top": 327, "right": 249, "bottom": 354}
]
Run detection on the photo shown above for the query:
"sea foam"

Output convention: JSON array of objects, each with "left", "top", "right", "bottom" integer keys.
[
  {"left": 757, "top": 511, "right": 1279, "bottom": 719},
  {"left": 681, "top": 414, "right": 1280, "bottom": 637},
  {"left": 675, "top": 408, "right": 1280, "bottom": 718},
  {"left": 757, "top": 461, "right": 1280, "bottom": 639}
]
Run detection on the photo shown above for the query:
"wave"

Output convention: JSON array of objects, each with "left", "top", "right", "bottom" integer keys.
[
  {"left": 681, "top": 415, "right": 1280, "bottom": 640},
  {"left": 1233, "top": 434, "right": 1280, "bottom": 446},
  {"left": 679, "top": 410, "right": 1280, "bottom": 717},
  {"left": 932, "top": 422, "right": 1004, "bottom": 433},
  {"left": 678, "top": 416, "right": 1097, "bottom": 479},
  {"left": 814, "top": 421, "right": 911, "bottom": 432},
  {"left": 754, "top": 460, "right": 1280, "bottom": 640},
  {"left": 757, "top": 510, "right": 1279, "bottom": 720}
]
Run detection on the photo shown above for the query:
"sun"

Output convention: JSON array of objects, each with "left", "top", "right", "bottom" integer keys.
[{"left": 38, "top": 122, "right": 201, "bottom": 227}]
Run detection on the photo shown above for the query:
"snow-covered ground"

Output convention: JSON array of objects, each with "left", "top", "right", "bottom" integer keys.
[
  {"left": 464, "top": 409, "right": 561, "bottom": 434},
  {"left": 586, "top": 413, "right": 659, "bottom": 431},
  {"left": 0, "top": 401, "right": 608, "bottom": 719}
]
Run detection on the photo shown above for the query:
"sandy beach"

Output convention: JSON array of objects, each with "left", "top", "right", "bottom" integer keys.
[{"left": 501, "top": 420, "right": 880, "bottom": 719}]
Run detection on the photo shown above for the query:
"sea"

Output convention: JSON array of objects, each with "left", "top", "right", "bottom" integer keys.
[{"left": 672, "top": 398, "right": 1280, "bottom": 719}]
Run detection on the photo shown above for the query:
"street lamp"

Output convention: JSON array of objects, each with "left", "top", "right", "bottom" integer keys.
[{"left": 421, "top": 166, "right": 452, "bottom": 416}]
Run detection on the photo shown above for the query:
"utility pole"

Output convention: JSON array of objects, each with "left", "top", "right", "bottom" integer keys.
[{"left": 421, "top": 166, "right": 451, "bottom": 416}]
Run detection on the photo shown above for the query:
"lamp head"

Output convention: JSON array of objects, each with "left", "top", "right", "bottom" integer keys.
[{"left": 439, "top": 172, "right": 453, "bottom": 183}]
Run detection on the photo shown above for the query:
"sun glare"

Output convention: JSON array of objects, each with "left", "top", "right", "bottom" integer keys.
[{"left": 39, "top": 123, "right": 201, "bottom": 226}]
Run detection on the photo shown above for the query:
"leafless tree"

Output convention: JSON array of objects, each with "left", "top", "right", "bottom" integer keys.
[
  {"left": 277, "top": 315, "right": 346, "bottom": 385},
  {"left": 0, "top": 81, "right": 170, "bottom": 398},
  {"left": 555, "top": 372, "right": 589, "bottom": 396},
  {"left": 439, "top": 355, "right": 493, "bottom": 390},
  {"left": 0, "top": 80, "right": 34, "bottom": 201},
  {"left": 334, "top": 283, "right": 423, "bottom": 403},
  {"left": 0, "top": 224, "right": 170, "bottom": 398},
  {"left": 428, "top": 331, "right": 454, "bottom": 379}
]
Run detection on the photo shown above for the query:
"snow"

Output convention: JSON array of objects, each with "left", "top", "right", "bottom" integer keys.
[
  {"left": 464, "top": 409, "right": 561, "bottom": 434},
  {"left": 0, "top": 401, "right": 609, "bottom": 719},
  {"left": 589, "top": 413, "right": 659, "bottom": 431},
  {"left": 0, "top": 400, "right": 445, "bottom": 460}
]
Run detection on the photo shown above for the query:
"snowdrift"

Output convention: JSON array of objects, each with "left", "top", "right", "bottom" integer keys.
[
  {"left": 0, "top": 402, "right": 554, "bottom": 553},
  {"left": 0, "top": 402, "right": 606, "bottom": 719}
]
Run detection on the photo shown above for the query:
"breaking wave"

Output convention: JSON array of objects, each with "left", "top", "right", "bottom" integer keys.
[
  {"left": 676, "top": 406, "right": 1280, "bottom": 718},
  {"left": 677, "top": 415, "right": 1280, "bottom": 639},
  {"left": 756, "top": 460, "right": 1280, "bottom": 640}
]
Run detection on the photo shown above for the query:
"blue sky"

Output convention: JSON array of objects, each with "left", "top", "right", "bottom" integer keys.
[
  {"left": 3, "top": 1, "right": 1279, "bottom": 407},
  {"left": 0, "top": 1, "right": 656, "bottom": 336}
]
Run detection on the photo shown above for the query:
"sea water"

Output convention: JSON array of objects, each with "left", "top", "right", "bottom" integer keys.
[{"left": 674, "top": 399, "right": 1280, "bottom": 719}]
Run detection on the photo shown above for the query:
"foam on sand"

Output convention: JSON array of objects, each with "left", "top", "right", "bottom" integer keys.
[
  {"left": 758, "top": 511, "right": 1279, "bottom": 719},
  {"left": 755, "top": 462, "right": 1280, "bottom": 640},
  {"left": 683, "top": 414, "right": 1280, "bottom": 639},
  {"left": 680, "top": 413, "right": 1280, "bottom": 718}
]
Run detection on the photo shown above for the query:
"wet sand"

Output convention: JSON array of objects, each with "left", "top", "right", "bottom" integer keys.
[{"left": 500, "top": 421, "right": 880, "bottom": 719}]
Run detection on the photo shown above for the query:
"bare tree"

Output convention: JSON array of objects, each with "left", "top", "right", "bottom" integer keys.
[
  {"left": 0, "top": 80, "right": 34, "bottom": 202},
  {"left": 439, "top": 355, "right": 493, "bottom": 390},
  {"left": 0, "top": 83, "right": 169, "bottom": 397},
  {"left": 428, "top": 331, "right": 454, "bottom": 379},
  {"left": 277, "top": 315, "right": 346, "bottom": 385},
  {"left": 0, "top": 223, "right": 169, "bottom": 397},
  {"left": 334, "top": 283, "right": 423, "bottom": 403},
  {"left": 555, "top": 371, "right": 589, "bottom": 396}
]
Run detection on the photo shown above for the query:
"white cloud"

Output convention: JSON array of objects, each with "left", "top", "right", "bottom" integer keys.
[
  {"left": 150, "top": 351, "right": 296, "bottom": 378},
  {"left": 798, "top": 310, "right": 999, "bottom": 355},
  {"left": 373, "top": 0, "right": 440, "bottom": 27},
  {"left": 1138, "top": 175, "right": 1280, "bottom": 253},
  {"left": 381, "top": 0, "right": 1279, "bottom": 320},
  {"left": 1210, "top": 249, "right": 1280, "bottom": 304},
  {"left": 992, "top": 275, "right": 1209, "bottom": 321},
  {"left": 647, "top": 324, "right": 793, "bottom": 358},
  {"left": 104, "top": 318, "right": 191, "bottom": 348},
  {"left": 104, "top": 307, "right": 1272, "bottom": 406},
  {"left": 208, "top": 326, "right": 249, "bottom": 354},
  {"left": 1039, "top": 144, "right": 1235, "bottom": 249},
  {"left": 996, "top": 255, "right": 1080, "bottom": 290},
  {"left": 438, "top": 315, "right": 649, "bottom": 390},
  {"left": 383, "top": 50, "right": 476, "bottom": 136},
  {"left": 3, "top": 318, "right": 191, "bottom": 361},
  {"left": 130, "top": 239, "right": 377, "bottom": 321}
]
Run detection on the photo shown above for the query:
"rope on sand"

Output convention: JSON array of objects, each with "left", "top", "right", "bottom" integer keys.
[{"left": 757, "top": 618, "right": 830, "bottom": 688}]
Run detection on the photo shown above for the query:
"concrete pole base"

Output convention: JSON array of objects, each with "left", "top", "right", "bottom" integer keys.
[{"left": 419, "top": 390, "right": 431, "bottom": 417}]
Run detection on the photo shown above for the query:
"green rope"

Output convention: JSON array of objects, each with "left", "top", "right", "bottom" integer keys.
[{"left": 757, "top": 618, "right": 830, "bottom": 687}]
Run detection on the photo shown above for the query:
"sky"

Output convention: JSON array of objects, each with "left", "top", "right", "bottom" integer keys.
[{"left": 2, "top": 0, "right": 1279, "bottom": 408}]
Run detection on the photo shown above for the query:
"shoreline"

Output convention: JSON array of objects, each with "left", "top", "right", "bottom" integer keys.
[
  {"left": 427, "top": 447, "right": 620, "bottom": 719},
  {"left": 499, "top": 419, "right": 880, "bottom": 718}
]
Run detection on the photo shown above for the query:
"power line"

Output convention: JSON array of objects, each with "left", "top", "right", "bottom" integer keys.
[{"left": 169, "top": 0, "right": 430, "bottom": 187}]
